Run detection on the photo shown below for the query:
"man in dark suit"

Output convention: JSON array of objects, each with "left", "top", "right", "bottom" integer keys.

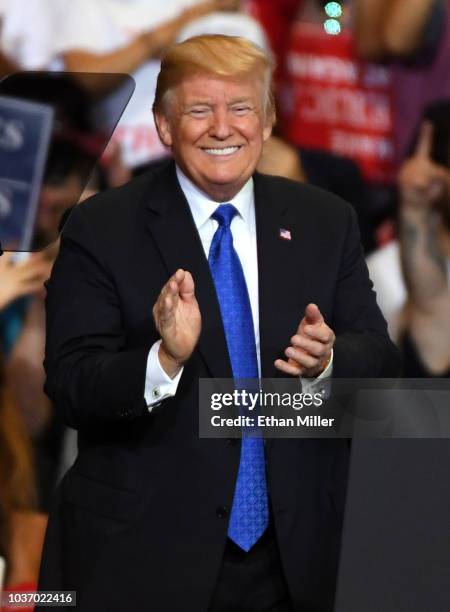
[{"left": 39, "top": 35, "right": 400, "bottom": 611}]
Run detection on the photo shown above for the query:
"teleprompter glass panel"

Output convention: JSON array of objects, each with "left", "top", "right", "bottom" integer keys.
[{"left": 0, "top": 72, "right": 135, "bottom": 252}]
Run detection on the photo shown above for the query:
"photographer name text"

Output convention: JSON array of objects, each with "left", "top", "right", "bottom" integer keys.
[{"left": 211, "top": 415, "right": 334, "bottom": 428}]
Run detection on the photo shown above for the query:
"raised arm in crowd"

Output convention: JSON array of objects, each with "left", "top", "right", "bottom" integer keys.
[
  {"left": 398, "top": 121, "right": 450, "bottom": 374},
  {"left": 64, "top": 1, "right": 241, "bottom": 94},
  {"left": 353, "top": 0, "right": 441, "bottom": 59}
]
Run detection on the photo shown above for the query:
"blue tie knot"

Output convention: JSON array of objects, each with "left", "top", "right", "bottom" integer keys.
[{"left": 212, "top": 203, "right": 238, "bottom": 229}]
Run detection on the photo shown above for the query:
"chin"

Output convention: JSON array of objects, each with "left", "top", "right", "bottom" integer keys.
[
  {"left": 210, "top": 162, "right": 251, "bottom": 181},
  {"left": 201, "top": 169, "right": 239, "bottom": 185},
  {"left": 211, "top": 173, "right": 241, "bottom": 184}
]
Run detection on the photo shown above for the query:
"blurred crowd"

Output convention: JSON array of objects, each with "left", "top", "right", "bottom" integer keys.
[{"left": 0, "top": 0, "right": 449, "bottom": 604}]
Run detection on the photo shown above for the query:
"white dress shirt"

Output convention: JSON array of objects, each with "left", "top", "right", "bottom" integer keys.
[{"left": 144, "top": 166, "right": 332, "bottom": 409}]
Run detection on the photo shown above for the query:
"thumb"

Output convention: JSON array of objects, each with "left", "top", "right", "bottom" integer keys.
[
  {"left": 179, "top": 270, "right": 196, "bottom": 302},
  {"left": 415, "top": 121, "right": 433, "bottom": 159},
  {"left": 304, "top": 303, "right": 323, "bottom": 325}
]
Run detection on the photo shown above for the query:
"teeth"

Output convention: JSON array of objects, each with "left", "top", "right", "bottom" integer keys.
[{"left": 203, "top": 146, "right": 239, "bottom": 156}]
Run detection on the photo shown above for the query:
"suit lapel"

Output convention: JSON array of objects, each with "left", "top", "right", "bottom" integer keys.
[
  {"left": 144, "top": 166, "right": 308, "bottom": 381},
  {"left": 254, "top": 173, "right": 307, "bottom": 379},
  {"left": 145, "top": 163, "right": 232, "bottom": 378}
]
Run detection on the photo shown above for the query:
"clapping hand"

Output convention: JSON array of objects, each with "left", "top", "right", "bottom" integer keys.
[
  {"left": 275, "top": 303, "right": 335, "bottom": 378},
  {"left": 153, "top": 269, "right": 202, "bottom": 378}
]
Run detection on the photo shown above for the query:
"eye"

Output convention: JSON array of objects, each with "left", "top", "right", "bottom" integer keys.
[
  {"left": 189, "top": 107, "right": 210, "bottom": 118},
  {"left": 232, "top": 105, "right": 251, "bottom": 116}
]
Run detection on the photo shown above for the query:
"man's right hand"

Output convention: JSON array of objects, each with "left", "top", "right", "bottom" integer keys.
[{"left": 152, "top": 269, "right": 201, "bottom": 378}]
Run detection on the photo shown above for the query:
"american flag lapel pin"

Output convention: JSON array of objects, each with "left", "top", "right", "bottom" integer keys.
[{"left": 279, "top": 228, "right": 292, "bottom": 241}]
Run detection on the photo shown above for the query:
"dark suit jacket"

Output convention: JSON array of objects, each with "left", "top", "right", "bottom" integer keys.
[{"left": 39, "top": 162, "right": 400, "bottom": 612}]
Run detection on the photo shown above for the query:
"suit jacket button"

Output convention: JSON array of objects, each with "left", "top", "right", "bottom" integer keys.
[{"left": 216, "top": 506, "right": 229, "bottom": 519}]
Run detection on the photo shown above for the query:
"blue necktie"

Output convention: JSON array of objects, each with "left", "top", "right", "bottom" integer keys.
[{"left": 208, "top": 204, "right": 269, "bottom": 552}]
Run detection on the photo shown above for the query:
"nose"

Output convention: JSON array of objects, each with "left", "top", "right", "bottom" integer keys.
[{"left": 209, "top": 107, "right": 233, "bottom": 140}]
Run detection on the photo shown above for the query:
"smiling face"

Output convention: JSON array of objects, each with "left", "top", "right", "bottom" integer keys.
[{"left": 155, "top": 74, "right": 273, "bottom": 202}]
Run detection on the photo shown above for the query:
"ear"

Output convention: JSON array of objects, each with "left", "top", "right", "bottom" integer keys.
[
  {"left": 263, "top": 122, "right": 272, "bottom": 143},
  {"left": 154, "top": 111, "right": 173, "bottom": 148}
]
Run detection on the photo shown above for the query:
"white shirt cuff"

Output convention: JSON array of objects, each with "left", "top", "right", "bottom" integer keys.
[
  {"left": 144, "top": 340, "right": 183, "bottom": 411},
  {"left": 300, "top": 349, "right": 333, "bottom": 398}
]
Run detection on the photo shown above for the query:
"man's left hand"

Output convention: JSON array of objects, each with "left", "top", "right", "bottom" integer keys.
[{"left": 274, "top": 303, "right": 335, "bottom": 377}]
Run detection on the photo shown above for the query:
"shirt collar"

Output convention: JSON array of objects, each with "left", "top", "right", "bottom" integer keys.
[{"left": 175, "top": 165, "right": 254, "bottom": 231}]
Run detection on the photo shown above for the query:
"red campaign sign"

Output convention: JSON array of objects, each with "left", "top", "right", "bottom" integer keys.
[
  {"left": 245, "top": 0, "right": 301, "bottom": 79},
  {"left": 281, "top": 22, "right": 396, "bottom": 185}
]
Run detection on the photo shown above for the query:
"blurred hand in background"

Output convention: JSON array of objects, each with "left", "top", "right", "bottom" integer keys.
[
  {"left": 398, "top": 121, "right": 449, "bottom": 211},
  {"left": 0, "top": 254, "right": 51, "bottom": 312}
]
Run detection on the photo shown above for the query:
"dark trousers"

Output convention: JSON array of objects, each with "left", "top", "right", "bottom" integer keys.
[{"left": 209, "top": 521, "right": 294, "bottom": 612}]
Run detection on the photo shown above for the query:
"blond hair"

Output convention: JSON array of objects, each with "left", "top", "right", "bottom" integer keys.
[{"left": 153, "top": 34, "right": 276, "bottom": 124}]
